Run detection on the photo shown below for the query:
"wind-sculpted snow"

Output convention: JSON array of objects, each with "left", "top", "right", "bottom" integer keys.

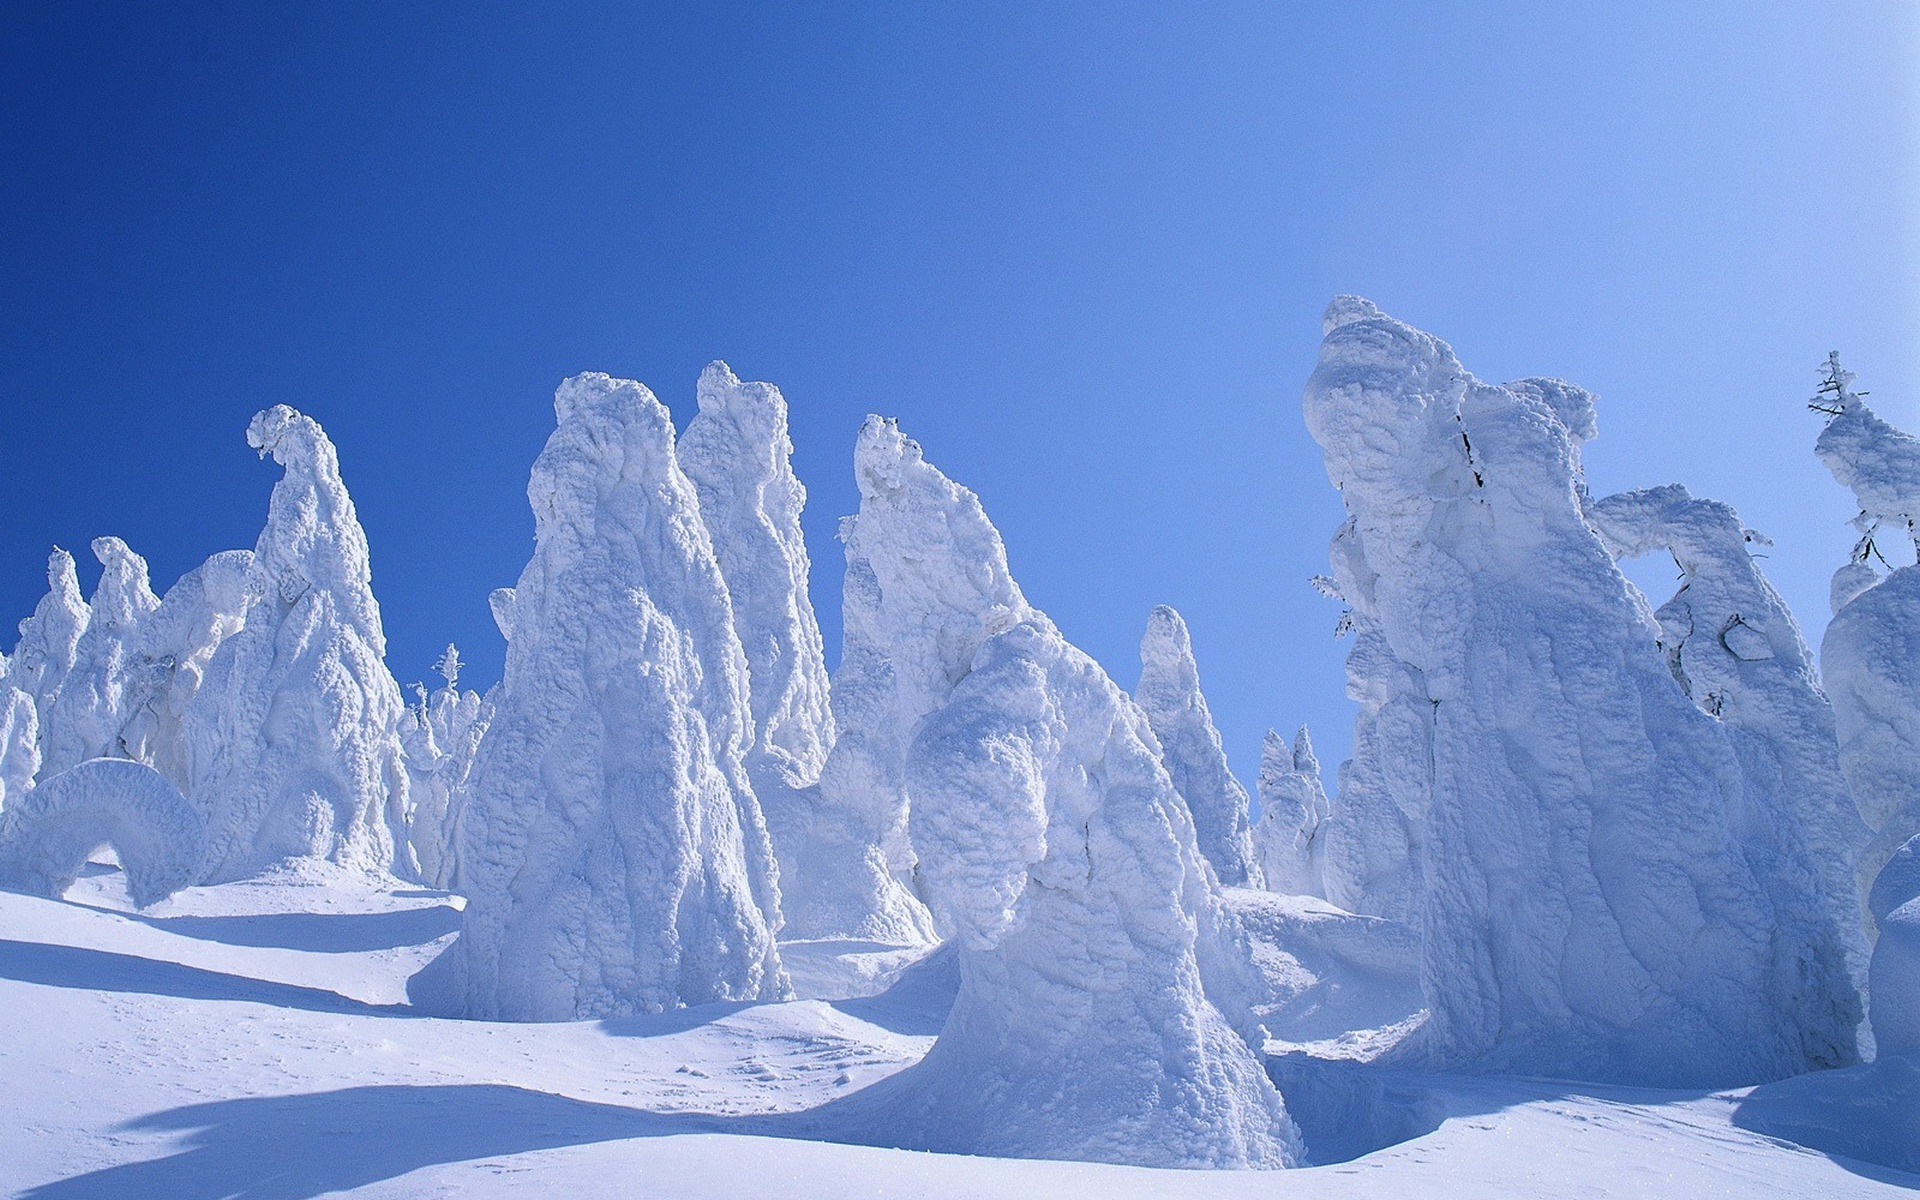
[
  {"left": 117, "top": 549, "right": 253, "bottom": 793},
  {"left": 1136, "top": 606, "right": 1262, "bottom": 887},
  {"left": 8, "top": 548, "right": 89, "bottom": 764},
  {"left": 417, "top": 372, "right": 786, "bottom": 1021},
  {"left": 1305, "top": 296, "right": 1860, "bottom": 1085},
  {"left": 1589, "top": 484, "right": 1872, "bottom": 1025},
  {"left": 830, "top": 423, "right": 1296, "bottom": 1168},
  {"left": 0, "top": 757, "right": 204, "bottom": 907},
  {"left": 1255, "top": 726, "right": 1328, "bottom": 897},
  {"left": 679, "top": 363, "right": 841, "bottom": 936},
  {"left": 42, "top": 537, "right": 160, "bottom": 775},
  {"left": 1315, "top": 616, "right": 1423, "bottom": 920},
  {"left": 182, "top": 406, "right": 413, "bottom": 883},
  {"left": 0, "top": 687, "right": 38, "bottom": 811},
  {"left": 401, "top": 646, "right": 491, "bottom": 891}
]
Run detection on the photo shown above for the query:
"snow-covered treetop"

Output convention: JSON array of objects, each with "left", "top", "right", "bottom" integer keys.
[
  {"left": 11, "top": 548, "right": 88, "bottom": 687},
  {"left": 432, "top": 643, "right": 463, "bottom": 690},
  {"left": 84, "top": 538, "right": 160, "bottom": 634},
  {"left": 1810, "top": 356, "right": 1920, "bottom": 563}
]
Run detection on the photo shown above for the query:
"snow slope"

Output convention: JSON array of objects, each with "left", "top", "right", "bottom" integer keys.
[{"left": 0, "top": 870, "right": 1909, "bottom": 1198}]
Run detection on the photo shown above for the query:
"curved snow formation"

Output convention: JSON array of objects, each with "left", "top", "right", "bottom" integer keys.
[
  {"left": 1314, "top": 616, "right": 1423, "bottom": 920},
  {"left": 425, "top": 372, "right": 786, "bottom": 1021},
  {"left": 42, "top": 537, "right": 160, "bottom": 775},
  {"left": 117, "top": 549, "right": 253, "bottom": 793},
  {"left": 401, "top": 649, "right": 491, "bottom": 892},
  {"left": 1255, "top": 726, "right": 1328, "bottom": 897},
  {"left": 1305, "top": 296, "right": 1861, "bottom": 1085},
  {"left": 1589, "top": 485, "right": 1872, "bottom": 1013},
  {"left": 1135, "top": 605, "right": 1263, "bottom": 887},
  {"left": 0, "top": 687, "right": 38, "bottom": 811},
  {"left": 1871, "top": 835, "right": 1920, "bottom": 1056},
  {"left": 0, "top": 758, "right": 205, "bottom": 908},
  {"left": 678, "top": 362, "right": 841, "bottom": 934},
  {"left": 843, "top": 422, "right": 1297, "bottom": 1168},
  {"left": 182, "top": 405, "right": 413, "bottom": 884},
  {"left": 1813, "top": 376, "right": 1920, "bottom": 896},
  {"left": 8, "top": 548, "right": 89, "bottom": 765}
]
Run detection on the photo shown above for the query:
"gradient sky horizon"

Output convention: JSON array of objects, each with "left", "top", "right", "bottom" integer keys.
[{"left": 5, "top": 3, "right": 1917, "bottom": 794}]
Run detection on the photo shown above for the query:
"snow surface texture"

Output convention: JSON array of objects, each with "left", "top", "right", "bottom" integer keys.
[
  {"left": 182, "top": 406, "right": 414, "bottom": 884},
  {"left": 1135, "top": 605, "right": 1263, "bottom": 887},
  {"left": 1255, "top": 727, "right": 1329, "bottom": 897},
  {"left": 7, "top": 548, "right": 89, "bottom": 764},
  {"left": 677, "top": 363, "right": 852, "bottom": 942},
  {"left": 400, "top": 647, "right": 490, "bottom": 891},
  {"left": 1306, "top": 296, "right": 1861, "bottom": 1085},
  {"left": 1815, "top": 375, "right": 1920, "bottom": 898},
  {"left": 117, "top": 549, "right": 253, "bottom": 794},
  {"left": 418, "top": 372, "right": 786, "bottom": 1021},
  {"left": 41, "top": 537, "right": 160, "bottom": 775},
  {"left": 0, "top": 757, "right": 204, "bottom": 907},
  {"left": 827, "top": 422, "right": 1298, "bottom": 1169},
  {"left": 1588, "top": 484, "right": 1873, "bottom": 1028}
]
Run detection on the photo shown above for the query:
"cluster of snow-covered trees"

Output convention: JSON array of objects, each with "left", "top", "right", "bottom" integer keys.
[{"left": 2, "top": 299, "right": 1916, "bottom": 1168}]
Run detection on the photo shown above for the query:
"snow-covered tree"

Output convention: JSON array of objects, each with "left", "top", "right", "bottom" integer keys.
[
  {"left": 416, "top": 372, "right": 786, "bottom": 1020},
  {"left": 8, "top": 548, "right": 89, "bottom": 766},
  {"left": 1255, "top": 726, "right": 1328, "bottom": 897},
  {"left": 183, "top": 405, "right": 413, "bottom": 883},
  {"left": 677, "top": 362, "right": 841, "bottom": 935},
  {"left": 837, "top": 421, "right": 1297, "bottom": 1168},
  {"left": 1135, "top": 605, "right": 1263, "bottom": 888},
  {"left": 0, "top": 687, "right": 38, "bottom": 812},
  {"left": 401, "top": 643, "right": 490, "bottom": 890},
  {"left": 1314, "top": 614, "right": 1424, "bottom": 920},
  {"left": 42, "top": 537, "right": 159, "bottom": 775},
  {"left": 0, "top": 758, "right": 205, "bottom": 908},
  {"left": 1305, "top": 296, "right": 1861, "bottom": 1084},
  {"left": 116, "top": 550, "right": 253, "bottom": 794}
]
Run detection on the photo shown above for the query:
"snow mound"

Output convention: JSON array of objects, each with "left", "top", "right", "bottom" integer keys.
[
  {"left": 183, "top": 406, "right": 413, "bottom": 883},
  {"left": 419, "top": 371, "right": 786, "bottom": 1021},
  {"left": 1135, "top": 605, "right": 1263, "bottom": 887},
  {"left": 0, "top": 757, "right": 205, "bottom": 907},
  {"left": 1255, "top": 727, "right": 1329, "bottom": 897},
  {"left": 1305, "top": 296, "right": 1861, "bottom": 1085},
  {"left": 827, "top": 423, "right": 1297, "bottom": 1169},
  {"left": 679, "top": 362, "right": 845, "bottom": 941}
]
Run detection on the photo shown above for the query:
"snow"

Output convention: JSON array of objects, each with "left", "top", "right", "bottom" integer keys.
[
  {"left": 0, "top": 686, "right": 39, "bottom": 811},
  {"left": 1135, "top": 605, "right": 1263, "bottom": 887},
  {"left": 0, "top": 871, "right": 1908, "bottom": 1197},
  {"left": 117, "top": 549, "right": 253, "bottom": 794},
  {"left": 416, "top": 372, "right": 787, "bottom": 1022},
  {"left": 1314, "top": 616, "right": 1424, "bottom": 921},
  {"left": 1255, "top": 727, "right": 1329, "bottom": 897},
  {"left": 0, "top": 758, "right": 205, "bottom": 907},
  {"left": 678, "top": 363, "right": 847, "bottom": 943},
  {"left": 399, "top": 646, "right": 490, "bottom": 891},
  {"left": 182, "top": 406, "right": 414, "bottom": 884},
  {"left": 41, "top": 537, "right": 159, "bottom": 775},
  {"left": 7, "top": 548, "right": 89, "bottom": 766},
  {"left": 1305, "top": 296, "right": 1862, "bottom": 1085}
]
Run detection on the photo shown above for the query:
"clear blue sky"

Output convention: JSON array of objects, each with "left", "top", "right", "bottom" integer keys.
[{"left": 4, "top": 3, "right": 1916, "bottom": 792}]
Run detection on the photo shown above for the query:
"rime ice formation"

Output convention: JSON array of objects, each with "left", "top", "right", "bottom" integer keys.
[
  {"left": 678, "top": 363, "right": 845, "bottom": 935},
  {"left": 0, "top": 687, "right": 39, "bottom": 811},
  {"left": 0, "top": 758, "right": 205, "bottom": 907},
  {"left": 837, "top": 422, "right": 1297, "bottom": 1169},
  {"left": 1255, "top": 726, "right": 1329, "bottom": 897},
  {"left": 182, "top": 405, "right": 413, "bottom": 884},
  {"left": 8, "top": 549, "right": 89, "bottom": 761},
  {"left": 1135, "top": 605, "right": 1263, "bottom": 887},
  {"left": 1871, "top": 835, "right": 1920, "bottom": 1057},
  {"left": 1314, "top": 617, "right": 1423, "bottom": 920},
  {"left": 1305, "top": 296, "right": 1861, "bottom": 1085},
  {"left": 116, "top": 550, "right": 253, "bottom": 793},
  {"left": 418, "top": 372, "right": 785, "bottom": 1021},
  {"left": 1812, "top": 362, "right": 1920, "bottom": 895},
  {"left": 401, "top": 645, "right": 490, "bottom": 891},
  {"left": 1589, "top": 484, "right": 1873, "bottom": 1017},
  {"left": 42, "top": 538, "right": 160, "bottom": 775}
]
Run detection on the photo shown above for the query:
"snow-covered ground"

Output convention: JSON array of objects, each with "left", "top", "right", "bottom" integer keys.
[{"left": 1, "top": 865, "right": 1910, "bottom": 1198}]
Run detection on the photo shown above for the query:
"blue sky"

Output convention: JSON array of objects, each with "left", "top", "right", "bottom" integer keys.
[{"left": 3, "top": 3, "right": 1916, "bottom": 790}]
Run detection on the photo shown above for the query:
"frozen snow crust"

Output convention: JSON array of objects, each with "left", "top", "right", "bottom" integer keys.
[
  {"left": 417, "top": 372, "right": 787, "bottom": 1022},
  {"left": 1306, "top": 297, "right": 1862, "bottom": 1086}
]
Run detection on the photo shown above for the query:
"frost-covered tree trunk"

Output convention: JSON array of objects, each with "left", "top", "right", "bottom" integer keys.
[
  {"left": 42, "top": 537, "right": 160, "bottom": 775},
  {"left": 183, "top": 406, "right": 413, "bottom": 883},
  {"left": 1255, "top": 726, "right": 1328, "bottom": 897},
  {"left": 117, "top": 550, "right": 253, "bottom": 794},
  {"left": 677, "top": 363, "right": 844, "bottom": 935},
  {"left": 1135, "top": 605, "right": 1263, "bottom": 887},
  {"left": 8, "top": 548, "right": 89, "bottom": 769},
  {"left": 1306, "top": 296, "right": 1860, "bottom": 1085},
  {"left": 419, "top": 372, "right": 786, "bottom": 1021},
  {"left": 1588, "top": 484, "right": 1872, "bottom": 1033},
  {"left": 835, "top": 423, "right": 1296, "bottom": 1168}
]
